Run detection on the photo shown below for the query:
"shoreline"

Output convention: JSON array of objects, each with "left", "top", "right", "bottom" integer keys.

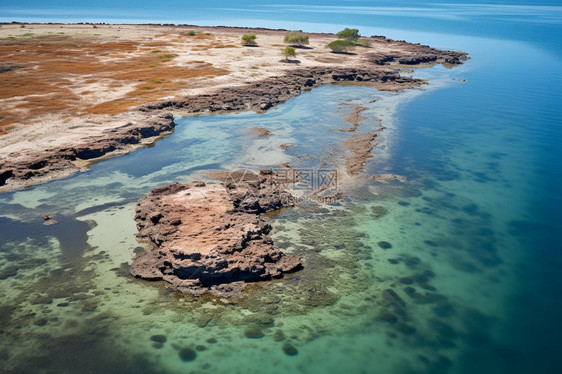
[{"left": 0, "top": 23, "right": 468, "bottom": 193}]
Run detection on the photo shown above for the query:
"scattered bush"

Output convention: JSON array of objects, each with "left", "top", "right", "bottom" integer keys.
[
  {"left": 283, "top": 31, "right": 309, "bottom": 46},
  {"left": 282, "top": 46, "right": 296, "bottom": 61},
  {"left": 241, "top": 33, "right": 257, "bottom": 46},
  {"left": 327, "top": 40, "right": 356, "bottom": 53},
  {"left": 336, "top": 28, "right": 360, "bottom": 41},
  {"left": 183, "top": 30, "right": 197, "bottom": 36},
  {"left": 356, "top": 39, "right": 372, "bottom": 47}
]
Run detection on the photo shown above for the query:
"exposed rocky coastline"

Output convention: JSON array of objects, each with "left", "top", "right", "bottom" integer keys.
[
  {"left": 130, "top": 170, "right": 302, "bottom": 297},
  {"left": 138, "top": 66, "right": 424, "bottom": 115},
  {"left": 0, "top": 26, "right": 468, "bottom": 193},
  {"left": 0, "top": 114, "right": 175, "bottom": 191},
  {"left": 0, "top": 68, "right": 418, "bottom": 192},
  {"left": 365, "top": 36, "right": 469, "bottom": 66}
]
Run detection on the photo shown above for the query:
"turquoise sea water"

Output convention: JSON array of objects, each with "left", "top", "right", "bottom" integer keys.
[{"left": 1, "top": 2, "right": 561, "bottom": 374}]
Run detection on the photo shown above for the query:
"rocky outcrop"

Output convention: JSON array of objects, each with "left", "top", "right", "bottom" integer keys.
[
  {"left": 130, "top": 170, "right": 302, "bottom": 297},
  {"left": 0, "top": 114, "right": 175, "bottom": 190},
  {"left": 138, "top": 67, "right": 424, "bottom": 116},
  {"left": 366, "top": 36, "right": 469, "bottom": 66},
  {"left": 343, "top": 132, "right": 378, "bottom": 176}
]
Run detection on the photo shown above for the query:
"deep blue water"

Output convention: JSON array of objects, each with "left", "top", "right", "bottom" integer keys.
[
  {"left": 1, "top": 1, "right": 561, "bottom": 373},
  {"left": 2, "top": 1, "right": 561, "bottom": 51},
  {"left": 392, "top": 38, "right": 562, "bottom": 372}
]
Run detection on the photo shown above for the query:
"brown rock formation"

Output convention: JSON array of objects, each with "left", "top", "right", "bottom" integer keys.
[
  {"left": 250, "top": 127, "right": 272, "bottom": 137},
  {"left": 139, "top": 66, "right": 424, "bottom": 116},
  {"left": 343, "top": 132, "right": 378, "bottom": 176},
  {"left": 131, "top": 170, "right": 301, "bottom": 297},
  {"left": 365, "top": 36, "right": 469, "bottom": 66},
  {"left": 0, "top": 114, "right": 175, "bottom": 190}
]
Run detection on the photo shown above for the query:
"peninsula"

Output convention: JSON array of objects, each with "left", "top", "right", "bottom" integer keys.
[{"left": 0, "top": 23, "right": 467, "bottom": 192}]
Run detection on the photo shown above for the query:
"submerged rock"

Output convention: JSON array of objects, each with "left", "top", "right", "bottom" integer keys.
[
  {"left": 242, "top": 313, "right": 275, "bottom": 327},
  {"left": 150, "top": 335, "right": 167, "bottom": 344},
  {"left": 178, "top": 347, "right": 197, "bottom": 362},
  {"left": 244, "top": 326, "right": 265, "bottom": 339},
  {"left": 399, "top": 277, "right": 414, "bottom": 285},
  {"left": 33, "top": 317, "right": 48, "bottom": 326},
  {"left": 130, "top": 170, "right": 302, "bottom": 297},
  {"left": 282, "top": 342, "right": 298, "bottom": 356},
  {"left": 378, "top": 241, "right": 392, "bottom": 249},
  {"left": 377, "top": 309, "right": 398, "bottom": 323},
  {"left": 0, "top": 265, "right": 18, "bottom": 280},
  {"left": 250, "top": 127, "right": 272, "bottom": 137},
  {"left": 273, "top": 330, "right": 286, "bottom": 342},
  {"left": 370, "top": 206, "right": 388, "bottom": 219}
]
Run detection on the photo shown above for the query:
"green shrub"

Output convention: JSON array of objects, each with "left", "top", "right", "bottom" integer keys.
[
  {"left": 282, "top": 46, "right": 296, "bottom": 61},
  {"left": 327, "top": 40, "right": 356, "bottom": 53},
  {"left": 283, "top": 31, "right": 309, "bottom": 46},
  {"left": 183, "top": 30, "right": 197, "bottom": 36},
  {"left": 241, "top": 33, "right": 257, "bottom": 46},
  {"left": 356, "top": 38, "right": 371, "bottom": 47},
  {"left": 336, "top": 28, "right": 360, "bottom": 41}
]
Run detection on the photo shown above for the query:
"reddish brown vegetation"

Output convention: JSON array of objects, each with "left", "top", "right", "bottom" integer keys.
[{"left": 0, "top": 34, "right": 228, "bottom": 133}]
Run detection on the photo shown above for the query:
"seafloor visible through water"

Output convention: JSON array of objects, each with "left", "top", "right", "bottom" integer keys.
[{"left": 1, "top": 10, "right": 562, "bottom": 374}]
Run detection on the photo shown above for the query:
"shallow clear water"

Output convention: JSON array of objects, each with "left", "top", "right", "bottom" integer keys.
[{"left": 1, "top": 2, "right": 562, "bottom": 374}]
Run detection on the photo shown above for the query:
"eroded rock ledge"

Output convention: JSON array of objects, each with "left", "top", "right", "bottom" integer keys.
[
  {"left": 0, "top": 68, "right": 418, "bottom": 192},
  {"left": 0, "top": 114, "right": 176, "bottom": 191},
  {"left": 0, "top": 38, "right": 468, "bottom": 193},
  {"left": 365, "top": 37, "right": 469, "bottom": 66},
  {"left": 139, "top": 66, "right": 423, "bottom": 115},
  {"left": 130, "top": 170, "right": 302, "bottom": 297}
]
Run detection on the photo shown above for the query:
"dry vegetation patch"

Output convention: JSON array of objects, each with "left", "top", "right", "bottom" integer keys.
[{"left": 0, "top": 32, "right": 228, "bottom": 133}]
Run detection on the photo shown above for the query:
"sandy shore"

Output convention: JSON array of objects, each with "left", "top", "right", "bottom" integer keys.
[{"left": 0, "top": 23, "right": 468, "bottom": 192}]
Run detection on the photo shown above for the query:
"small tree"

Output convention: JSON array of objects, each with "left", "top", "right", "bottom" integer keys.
[
  {"left": 336, "top": 28, "right": 360, "bottom": 41},
  {"left": 283, "top": 31, "right": 309, "bottom": 47},
  {"left": 282, "top": 46, "right": 296, "bottom": 62},
  {"left": 328, "top": 40, "right": 356, "bottom": 53},
  {"left": 241, "top": 33, "right": 257, "bottom": 46}
]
